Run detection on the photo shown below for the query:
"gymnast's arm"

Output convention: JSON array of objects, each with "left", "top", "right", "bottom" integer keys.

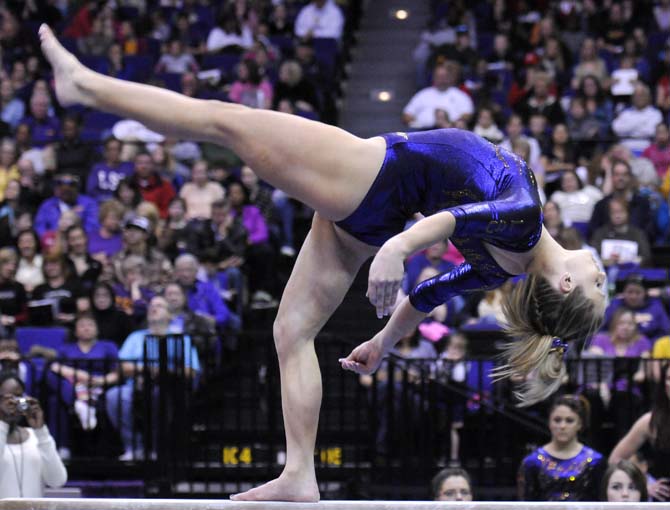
[
  {"left": 342, "top": 263, "right": 498, "bottom": 374},
  {"left": 368, "top": 210, "right": 456, "bottom": 318}
]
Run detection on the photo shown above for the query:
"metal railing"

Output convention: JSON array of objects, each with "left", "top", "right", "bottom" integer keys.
[{"left": 15, "top": 332, "right": 667, "bottom": 500}]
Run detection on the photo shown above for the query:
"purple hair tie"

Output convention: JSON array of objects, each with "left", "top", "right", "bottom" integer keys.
[{"left": 550, "top": 337, "right": 568, "bottom": 358}]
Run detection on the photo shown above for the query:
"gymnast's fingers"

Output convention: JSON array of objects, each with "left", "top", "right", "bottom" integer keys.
[
  {"left": 382, "top": 281, "right": 397, "bottom": 316},
  {"left": 367, "top": 281, "right": 378, "bottom": 307}
]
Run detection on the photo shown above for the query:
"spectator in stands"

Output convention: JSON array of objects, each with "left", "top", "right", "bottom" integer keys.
[
  {"left": 294, "top": 0, "right": 344, "bottom": 41},
  {"left": 31, "top": 253, "right": 87, "bottom": 328},
  {"left": 20, "top": 92, "right": 60, "bottom": 148},
  {"left": 128, "top": 150, "right": 176, "bottom": 219},
  {"left": 164, "top": 281, "right": 217, "bottom": 357},
  {"left": 402, "top": 62, "right": 474, "bottom": 130},
  {"left": 113, "top": 177, "right": 142, "bottom": 220},
  {"left": 105, "top": 296, "right": 200, "bottom": 461},
  {"left": 518, "top": 395, "right": 606, "bottom": 501},
  {"left": 612, "top": 83, "right": 663, "bottom": 154},
  {"left": 589, "top": 159, "right": 655, "bottom": 241},
  {"left": 540, "top": 123, "right": 577, "bottom": 195},
  {"left": 15, "top": 229, "right": 43, "bottom": 294},
  {"left": 500, "top": 114, "right": 543, "bottom": 173},
  {"left": 576, "top": 76, "right": 614, "bottom": 135},
  {"left": 273, "top": 60, "right": 320, "bottom": 115},
  {"left": 472, "top": 107, "right": 503, "bottom": 144},
  {"left": 55, "top": 115, "right": 96, "bottom": 186},
  {"left": 266, "top": 2, "right": 293, "bottom": 37},
  {"left": 206, "top": 11, "right": 253, "bottom": 53},
  {"left": 477, "top": 280, "right": 512, "bottom": 326},
  {"left": 90, "top": 282, "right": 133, "bottom": 347},
  {"left": 610, "top": 56, "right": 639, "bottom": 106},
  {"left": 179, "top": 160, "right": 224, "bottom": 221},
  {"left": 587, "top": 308, "right": 652, "bottom": 438},
  {"left": 0, "top": 140, "right": 19, "bottom": 203},
  {"left": 40, "top": 208, "right": 80, "bottom": 256},
  {"left": 148, "top": 143, "right": 188, "bottom": 191},
  {"left": 603, "top": 274, "right": 670, "bottom": 342},
  {"left": 550, "top": 170, "right": 603, "bottom": 227},
  {"left": 112, "top": 254, "right": 155, "bottom": 326},
  {"left": 240, "top": 165, "right": 296, "bottom": 257},
  {"left": 601, "top": 460, "right": 648, "bottom": 502},
  {"left": 0, "top": 370, "right": 67, "bottom": 497},
  {"left": 154, "top": 39, "right": 198, "bottom": 75},
  {"left": 34, "top": 172, "right": 99, "bottom": 238},
  {"left": 77, "top": 13, "right": 114, "bottom": 57},
  {"left": 86, "top": 137, "right": 134, "bottom": 203},
  {"left": 0, "top": 79, "right": 24, "bottom": 130},
  {"left": 157, "top": 197, "right": 191, "bottom": 261},
  {"left": 64, "top": 225, "right": 101, "bottom": 293},
  {"left": 228, "top": 59, "right": 273, "bottom": 110},
  {"left": 565, "top": 96, "right": 603, "bottom": 162},
  {"left": 590, "top": 197, "right": 652, "bottom": 267},
  {"left": 543, "top": 200, "right": 564, "bottom": 239},
  {"left": 174, "top": 253, "right": 239, "bottom": 333},
  {"left": 642, "top": 123, "right": 670, "bottom": 180},
  {"left": 111, "top": 215, "right": 171, "bottom": 292},
  {"left": 47, "top": 313, "right": 119, "bottom": 454},
  {"left": 516, "top": 71, "right": 565, "bottom": 125},
  {"left": 0, "top": 179, "right": 27, "bottom": 247},
  {"left": 610, "top": 363, "right": 670, "bottom": 492},
  {"left": 655, "top": 0, "right": 670, "bottom": 30},
  {"left": 88, "top": 199, "right": 124, "bottom": 260},
  {"left": 431, "top": 467, "right": 473, "bottom": 501},
  {"left": 0, "top": 248, "right": 27, "bottom": 331},
  {"left": 104, "top": 43, "right": 132, "bottom": 81},
  {"left": 227, "top": 181, "right": 277, "bottom": 309}
]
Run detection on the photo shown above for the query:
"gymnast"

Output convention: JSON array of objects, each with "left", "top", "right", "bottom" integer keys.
[{"left": 39, "top": 24, "right": 606, "bottom": 502}]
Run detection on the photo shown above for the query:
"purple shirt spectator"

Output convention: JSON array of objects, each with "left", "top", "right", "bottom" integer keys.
[
  {"left": 185, "top": 280, "right": 232, "bottom": 330},
  {"left": 86, "top": 161, "right": 134, "bottom": 201},
  {"left": 58, "top": 340, "right": 119, "bottom": 374},
  {"left": 88, "top": 230, "right": 123, "bottom": 258},
  {"left": 603, "top": 297, "right": 670, "bottom": 341},
  {"left": 232, "top": 205, "right": 268, "bottom": 244},
  {"left": 20, "top": 115, "right": 61, "bottom": 147},
  {"left": 34, "top": 194, "right": 100, "bottom": 237}
]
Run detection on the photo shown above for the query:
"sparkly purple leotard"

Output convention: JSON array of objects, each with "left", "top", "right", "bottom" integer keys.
[
  {"left": 335, "top": 128, "right": 543, "bottom": 312},
  {"left": 519, "top": 446, "right": 606, "bottom": 501}
]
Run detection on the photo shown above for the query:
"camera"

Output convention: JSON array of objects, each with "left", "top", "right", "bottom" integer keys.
[{"left": 14, "top": 397, "right": 29, "bottom": 413}]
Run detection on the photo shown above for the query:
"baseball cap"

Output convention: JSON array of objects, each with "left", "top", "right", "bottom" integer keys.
[{"left": 124, "top": 216, "right": 150, "bottom": 233}]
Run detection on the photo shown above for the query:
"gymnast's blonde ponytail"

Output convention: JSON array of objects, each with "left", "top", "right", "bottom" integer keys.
[{"left": 493, "top": 274, "right": 603, "bottom": 407}]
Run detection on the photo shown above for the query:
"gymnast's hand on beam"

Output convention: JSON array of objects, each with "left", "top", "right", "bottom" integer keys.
[
  {"left": 367, "top": 240, "right": 405, "bottom": 319},
  {"left": 339, "top": 337, "right": 386, "bottom": 375}
]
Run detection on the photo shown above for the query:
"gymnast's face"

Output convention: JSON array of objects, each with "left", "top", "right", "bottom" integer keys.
[{"left": 564, "top": 249, "right": 607, "bottom": 312}]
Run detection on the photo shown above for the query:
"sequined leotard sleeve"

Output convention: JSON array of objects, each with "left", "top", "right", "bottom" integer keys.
[{"left": 409, "top": 193, "right": 542, "bottom": 313}]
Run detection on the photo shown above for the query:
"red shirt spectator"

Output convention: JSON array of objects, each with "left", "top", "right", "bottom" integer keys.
[{"left": 129, "top": 151, "right": 175, "bottom": 218}]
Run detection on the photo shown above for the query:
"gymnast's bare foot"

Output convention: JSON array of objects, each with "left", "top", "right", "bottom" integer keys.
[
  {"left": 38, "top": 24, "right": 93, "bottom": 107},
  {"left": 230, "top": 471, "right": 319, "bottom": 502}
]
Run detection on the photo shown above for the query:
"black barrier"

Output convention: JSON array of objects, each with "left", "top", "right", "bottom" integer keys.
[{"left": 17, "top": 334, "right": 667, "bottom": 500}]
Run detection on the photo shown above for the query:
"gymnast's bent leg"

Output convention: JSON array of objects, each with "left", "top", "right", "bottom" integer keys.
[
  {"left": 39, "top": 25, "right": 385, "bottom": 223},
  {"left": 232, "top": 215, "right": 375, "bottom": 501}
]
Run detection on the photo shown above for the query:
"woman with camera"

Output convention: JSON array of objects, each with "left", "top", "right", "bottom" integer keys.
[{"left": 0, "top": 370, "right": 67, "bottom": 497}]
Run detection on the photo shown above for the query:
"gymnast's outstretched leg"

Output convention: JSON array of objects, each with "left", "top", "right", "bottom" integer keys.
[{"left": 39, "top": 25, "right": 385, "bottom": 222}]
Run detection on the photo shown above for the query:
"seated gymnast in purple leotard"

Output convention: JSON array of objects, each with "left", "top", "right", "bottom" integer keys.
[{"left": 39, "top": 25, "right": 607, "bottom": 502}]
